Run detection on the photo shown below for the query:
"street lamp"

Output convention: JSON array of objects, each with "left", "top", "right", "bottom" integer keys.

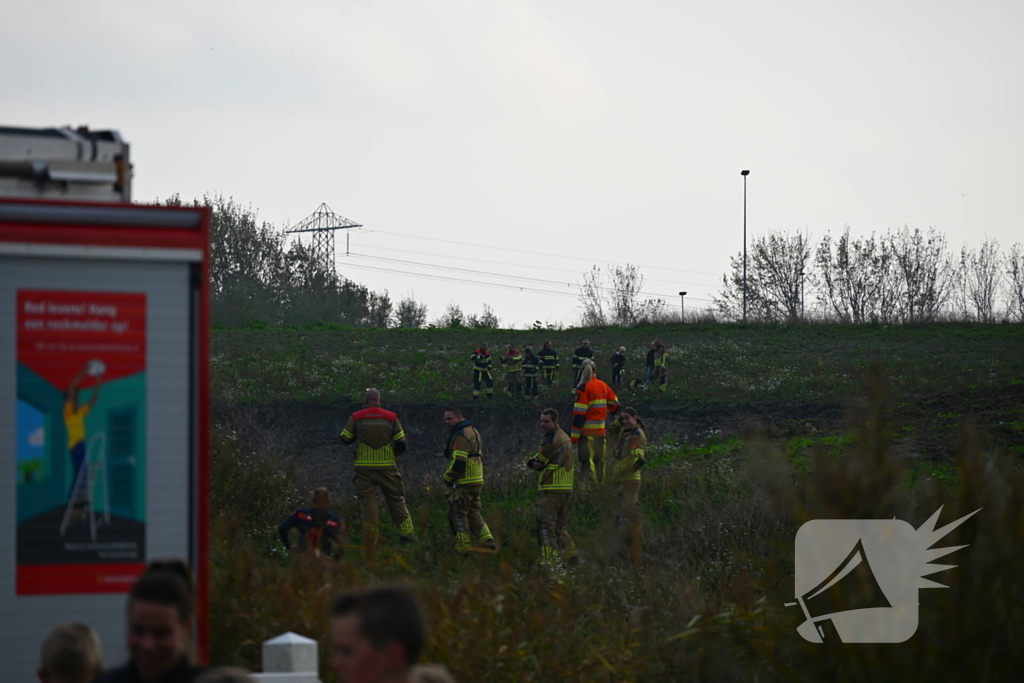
[
  {"left": 741, "top": 170, "right": 750, "bottom": 323},
  {"left": 679, "top": 291, "right": 687, "bottom": 323}
]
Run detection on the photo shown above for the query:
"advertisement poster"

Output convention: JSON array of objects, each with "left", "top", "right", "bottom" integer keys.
[{"left": 15, "top": 290, "right": 147, "bottom": 595}]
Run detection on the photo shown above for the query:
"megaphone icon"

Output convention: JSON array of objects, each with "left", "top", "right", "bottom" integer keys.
[{"left": 795, "top": 538, "right": 891, "bottom": 642}]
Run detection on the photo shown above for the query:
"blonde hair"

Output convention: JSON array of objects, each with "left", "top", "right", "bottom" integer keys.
[
  {"left": 39, "top": 623, "right": 103, "bottom": 683},
  {"left": 580, "top": 363, "right": 595, "bottom": 385}
]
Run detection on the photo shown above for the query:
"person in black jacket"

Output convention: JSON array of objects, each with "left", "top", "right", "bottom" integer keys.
[
  {"left": 572, "top": 340, "right": 594, "bottom": 385},
  {"left": 522, "top": 347, "right": 541, "bottom": 397},
  {"left": 93, "top": 560, "right": 204, "bottom": 683},
  {"left": 645, "top": 342, "right": 657, "bottom": 385},
  {"left": 610, "top": 346, "right": 626, "bottom": 387},
  {"left": 538, "top": 341, "right": 559, "bottom": 387},
  {"left": 278, "top": 487, "right": 344, "bottom": 558}
]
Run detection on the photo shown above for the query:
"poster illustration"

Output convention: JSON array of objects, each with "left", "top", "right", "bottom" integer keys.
[{"left": 15, "top": 290, "right": 147, "bottom": 595}]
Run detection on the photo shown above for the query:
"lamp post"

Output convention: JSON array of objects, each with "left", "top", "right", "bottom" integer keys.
[
  {"left": 679, "top": 291, "right": 687, "bottom": 323},
  {"left": 741, "top": 170, "right": 750, "bottom": 323}
]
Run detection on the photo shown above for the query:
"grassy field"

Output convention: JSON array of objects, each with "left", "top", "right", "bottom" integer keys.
[{"left": 209, "top": 323, "right": 1024, "bottom": 681}]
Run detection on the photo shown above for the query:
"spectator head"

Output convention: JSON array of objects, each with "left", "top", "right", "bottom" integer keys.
[
  {"left": 650, "top": 341, "right": 657, "bottom": 350},
  {"left": 37, "top": 623, "right": 103, "bottom": 683},
  {"left": 195, "top": 668, "right": 257, "bottom": 683},
  {"left": 443, "top": 407, "right": 463, "bottom": 429},
  {"left": 313, "top": 487, "right": 330, "bottom": 510},
  {"left": 480, "top": 342, "right": 488, "bottom": 351},
  {"left": 126, "top": 560, "right": 195, "bottom": 681},
  {"left": 540, "top": 408, "right": 559, "bottom": 432},
  {"left": 582, "top": 339, "right": 590, "bottom": 347},
  {"left": 365, "top": 388, "right": 381, "bottom": 405},
  {"left": 543, "top": 341, "right": 552, "bottom": 349},
  {"left": 619, "top": 346, "right": 626, "bottom": 353},
  {"left": 331, "top": 585, "right": 425, "bottom": 683},
  {"left": 524, "top": 347, "right": 533, "bottom": 358}
]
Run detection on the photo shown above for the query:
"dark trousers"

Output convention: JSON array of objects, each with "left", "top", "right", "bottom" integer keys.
[
  {"left": 612, "top": 368, "right": 623, "bottom": 386},
  {"left": 505, "top": 371, "right": 523, "bottom": 397},
  {"left": 473, "top": 369, "right": 494, "bottom": 398},
  {"left": 524, "top": 375, "right": 539, "bottom": 396},
  {"left": 542, "top": 367, "right": 556, "bottom": 386}
]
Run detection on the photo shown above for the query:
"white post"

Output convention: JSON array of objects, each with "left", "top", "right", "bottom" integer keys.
[{"left": 250, "top": 632, "right": 321, "bottom": 683}]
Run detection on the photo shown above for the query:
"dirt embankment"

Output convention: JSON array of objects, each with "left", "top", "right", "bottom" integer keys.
[{"left": 212, "top": 395, "right": 846, "bottom": 498}]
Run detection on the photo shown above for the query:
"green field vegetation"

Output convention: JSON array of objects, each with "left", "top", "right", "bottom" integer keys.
[{"left": 209, "top": 323, "right": 1024, "bottom": 681}]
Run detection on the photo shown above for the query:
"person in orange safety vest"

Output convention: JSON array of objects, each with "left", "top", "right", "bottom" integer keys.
[{"left": 571, "top": 360, "right": 619, "bottom": 483}]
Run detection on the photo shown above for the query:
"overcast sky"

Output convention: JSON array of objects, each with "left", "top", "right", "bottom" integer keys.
[{"left": 4, "top": 0, "right": 1022, "bottom": 328}]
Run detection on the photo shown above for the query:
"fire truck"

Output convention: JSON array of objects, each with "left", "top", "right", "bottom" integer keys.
[{"left": 0, "top": 125, "right": 211, "bottom": 678}]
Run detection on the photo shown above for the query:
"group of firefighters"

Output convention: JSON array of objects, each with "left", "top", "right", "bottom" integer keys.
[
  {"left": 279, "top": 358, "right": 647, "bottom": 566},
  {"left": 470, "top": 338, "right": 670, "bottom": 399}
]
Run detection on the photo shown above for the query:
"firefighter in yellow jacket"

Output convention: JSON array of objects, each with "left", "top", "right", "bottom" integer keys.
[
  {"left": 608, "top": 407, "right": 647, "bottom": 561},
  {"left": 442, "top": 407, "right": 497, "bottom": 553},
  {"left": 571, "top": 361, "right": 619, "bottom": 483},
  {"left": 340, "top": 388, "right": 417, "bottom": 544},
  {"left": 502, "top": 343, "right": 524, "bottom": 398},
  {"left": 526, "top": 408, "right": 577, "bottom": 565}
]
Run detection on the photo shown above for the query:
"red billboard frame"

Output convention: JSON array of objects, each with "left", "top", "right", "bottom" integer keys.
[{"left": 0, "top": 197, "right": 212, "bottom": 662}]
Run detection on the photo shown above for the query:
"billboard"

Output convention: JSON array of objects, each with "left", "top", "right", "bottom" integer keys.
[{"left": 16, "top": 290, "right": 148, "bottom": 594}]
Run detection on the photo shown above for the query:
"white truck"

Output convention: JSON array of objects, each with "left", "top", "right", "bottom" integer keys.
[{"left": 0, "top": 124, "right": 132, "bottom": 202}]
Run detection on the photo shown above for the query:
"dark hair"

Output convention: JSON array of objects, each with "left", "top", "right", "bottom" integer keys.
[
  {"left": 129, "top": 559, "right": 194, "bottom": 623},
  {"left": 332, "top": 586, "right": 425, "bottom": 666},
  {"left": 541, "top": 408, "right": 559, "bottom": 422},
  {"left": 444, "top": 406, "right": 463, "bottom": 419},
  {"left": 622, "top": 407, "right": 638, "bottom": 418}
]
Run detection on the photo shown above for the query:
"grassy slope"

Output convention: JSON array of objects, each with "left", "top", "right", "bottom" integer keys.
[{"left": 209, "top": 323, "right": 1024, "bottom": 681}]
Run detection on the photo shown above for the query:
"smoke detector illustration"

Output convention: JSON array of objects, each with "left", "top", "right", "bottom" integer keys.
[{"left": 788, "top": 507, "right": 980, "bottom": 643}]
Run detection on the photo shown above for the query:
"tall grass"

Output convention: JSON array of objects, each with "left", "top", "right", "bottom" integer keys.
[{"left": 209, "top": 365, "right": 1023, "bottom": 681}]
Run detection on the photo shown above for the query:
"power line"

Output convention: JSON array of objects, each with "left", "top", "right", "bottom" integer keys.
[
  {"left": 350, "top": 240, "right": 722, "bottom": 290},
  {"left": 360, "top": 228, "right": 723, "bottom": 278},
  {"left": 343, "top": 251, "right": 716, "bottom": 303}
]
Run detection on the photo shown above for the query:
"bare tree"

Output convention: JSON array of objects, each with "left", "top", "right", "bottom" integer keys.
[
  {"left": 888, "top": 226, "right": 952, "bottom": 322},
  {"left": 395, "top": 295, "right": 428, "bottom": 328},
  {"left": 715, "top": 230, "right": 812, "bottom": 322},
  {"left": 816, "top": 227, "right": 900, "bottom": 323},
  {"left": 577, "top": 265, "right": 606, "bottom": 327},
  {"left": 608, "top": 264, "right": 665, "bottom": 325},
  {"left": 963, "top": 238, "right": 1002, "bottom": 323},
  {"left": 1006, "top": 243, "right": 1024, "bottom": 322},
  {"left": 434, "top": 302, "right": 465, "bottom": 328},
  {"left": 467, "top": 304, "right": 500, "bottom": 329}
]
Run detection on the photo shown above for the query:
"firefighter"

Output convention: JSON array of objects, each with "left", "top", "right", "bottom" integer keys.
[
  {"left": 502, "top": 343, "right": 523, "bottom": 397},
  {"left": 340, "top": 388, "right": 417, "bottom": 545},
  {"left": 526, "top": 408, "right": 577, "bottom": 566},
  {"left": 470, "top": 343, "right": 494, "bottom": 399},
  {"left": 608, "top": 407, "right": 647, "bottom": 561},
  {"left": 645, "top": 341, "right": 657, "bottom": 384},
  {"left": 538, "top": 341, "right": 559, "bottom": 387},
  {"left": 522, "top": 347, "right": 541, "bottom": 397},
  {"left": 652, "top": 341, "right": 669, "bottom": 391},
  {"left": 572, "top": 339, "right": 594, "bottom": 385},
  {"left": 278, "top": 487, "right": 344, "bottom": 558},
  {"left": 571, "top": 361, "right": 619, "bottom": 483},
  {"left": 442, "top": 407, "right": 497, "bottom": 553},
  {"left": 610, "top": 346, "right": 626, "bottom": 388}
]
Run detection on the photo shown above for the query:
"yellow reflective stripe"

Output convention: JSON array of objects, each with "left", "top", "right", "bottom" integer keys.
[
  {"left": 590, "top": 399, "right": 608, "bottom": 407},
  {"left": 573, "top": 402, "right": 587, "bottom": 411},
  {"left": 355, "top": 443, "right": 396, "bottom": 466},
  {"left": 393, "top": 431, "right": 405, "bottom": 440},
  {"left": 584, "top": 420, "right": 605, "bottom": 427},
  {"left": 340, "top": 429, "right": 354, "bottom": 439},
  {"left": 534, "top": 452, "right": 549, "bottom": 465},
  {"left": 453, "top": 450, "right": 468, "bottom": 460}
]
